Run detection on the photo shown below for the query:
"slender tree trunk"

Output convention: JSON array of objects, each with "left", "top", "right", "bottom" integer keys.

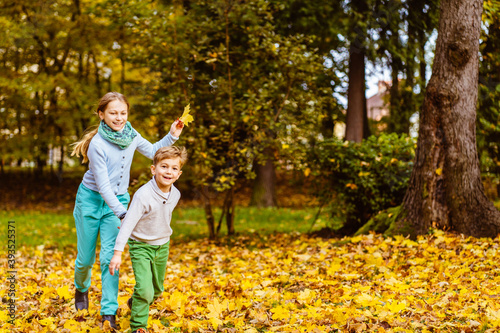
[
  {"left": 396, "top": 0, "right": 500, "bottom": 238},
  {"left": 57, "top": 145, "right": 64, "bottom": 183},
  {"left": 251, "top": 147, "right": 278, "bottom": 207},
  {"left": 345, "top": 0, "right": 369, "bottom": 142},
  {"left": 388, "top": 59, "right": 401, "bottom": 131},
  {"left": 201, "top": 186, "right": 216, "bottom": 239},
  {"left": 345, "top": 45, "right": 367, "bottom": 142},
  {"left": 340, "top": 0, "right": 370, "bottom": 232},
  {"left": 226, "top": 188, "right": 235, "bottom": 235}
]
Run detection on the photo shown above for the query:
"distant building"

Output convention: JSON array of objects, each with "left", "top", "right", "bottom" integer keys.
[
  {"left": 335, "top": 80, "right": 392, "bottom": 139},
  {"left": 366, "top": 81, "right": 391, "bottom": 121}
]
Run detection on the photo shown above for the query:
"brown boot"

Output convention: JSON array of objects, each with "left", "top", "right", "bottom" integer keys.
[
  {"left": 102, "top": 315, "right": 117, "bottom": 329},
  {"left": 75, "top": 289, "right": 88, "bottom": 311}
]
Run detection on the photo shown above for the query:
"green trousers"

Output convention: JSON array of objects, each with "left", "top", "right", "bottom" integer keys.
[{"left": 128, "top": 239, "right": 170, "bottom": 331}]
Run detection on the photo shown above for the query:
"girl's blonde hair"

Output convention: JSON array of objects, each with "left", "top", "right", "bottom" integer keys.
[{"left": 71, "top": 92, "right": 130, "bottom": 163}]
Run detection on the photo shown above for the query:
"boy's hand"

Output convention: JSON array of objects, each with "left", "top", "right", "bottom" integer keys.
[
  {"left": 109, "top": 251, "right": 123, "bottom": 276},
  {"left": 170, "top": 119, "right": 184, "bottom": 138}
]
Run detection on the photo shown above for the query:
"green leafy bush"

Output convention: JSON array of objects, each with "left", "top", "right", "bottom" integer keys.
[{"left": 308, "top": 133, "right": 415, "bottom": 233}]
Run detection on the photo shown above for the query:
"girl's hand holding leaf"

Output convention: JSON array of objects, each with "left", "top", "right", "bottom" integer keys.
[{"left": 170, "top": 104, "right": 194, "bottom": 137}]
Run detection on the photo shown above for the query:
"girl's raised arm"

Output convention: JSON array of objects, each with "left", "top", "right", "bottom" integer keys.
[{"left": 136, "top": 120, "right": 183, "bottom": 159}]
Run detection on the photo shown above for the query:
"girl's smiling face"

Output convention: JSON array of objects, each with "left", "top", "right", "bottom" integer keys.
[{"left": 99, "top": 99, "right": 128, "bottom": 131}]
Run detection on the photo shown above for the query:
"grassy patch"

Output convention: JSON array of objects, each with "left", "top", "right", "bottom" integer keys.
[
  {"left": 0, "top": 207, "right": 329, "bottom": 250},
  {"left": 0, "top": 210, "right": 76, "bottom": 251}
]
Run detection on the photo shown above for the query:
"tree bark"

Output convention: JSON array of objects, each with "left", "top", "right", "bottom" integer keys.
[
  {"left": 345, "top": 45, "right": 367, "bottom": 143},
  {"left": 226, "top": 188, "right": 235, "bottom": 235},
  {"left": 345, "top": 0, "right": 369, "bottom": 142},
  {"left": 396, "top": 0, "right": 500, "bottom": 238},
  {"left": 250, "top": 147, "right": 278, "bottom": 207},
  {"left": 201, "top": 186, "right": 216, "bottom": 239}
]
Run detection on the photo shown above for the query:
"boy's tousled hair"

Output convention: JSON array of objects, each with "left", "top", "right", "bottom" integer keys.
[
  {"left": 154, "top": 146, "right": 188, "bottom": 167},
  {"left": 71, "top": 92, "right": 130, "bottom": 163}
]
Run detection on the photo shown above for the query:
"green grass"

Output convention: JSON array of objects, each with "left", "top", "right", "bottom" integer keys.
[
  {"left": 1, "top": 210, "right": 76, "bottom": 251},
  {"left": 0, "top": 207, "right": 330, "bottom": 251},
  {"left": 173, "top": 206, "right": 330, "bottom": 239}
]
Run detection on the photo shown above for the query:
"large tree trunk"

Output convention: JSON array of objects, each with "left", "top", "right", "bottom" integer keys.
[{"left": 396, "top": 0, "right": 500, "bottom": 238}]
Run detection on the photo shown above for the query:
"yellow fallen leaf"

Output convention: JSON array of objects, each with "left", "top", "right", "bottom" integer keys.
[
  {"left": 435, "top": 168, "right": 442, "bottom": 175},
  {"left": 271, "top": 305, "right": 289, "bottom": 320},
  {"left": 207, "top": 297, "right": 228, "bottom": 327},
  {"left": 56, "top": 285, "right": 72, "bottom": 300},
  {"left": 385, "top": 300, "right": 407, "bottom": 313},
  {"left": 38, "top": 318, "right": 54, "bottom": 326}
]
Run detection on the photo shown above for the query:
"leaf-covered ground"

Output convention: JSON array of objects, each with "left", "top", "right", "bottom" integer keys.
[{"left": 1, "top": 230, "right": 500, "bottom": 332}]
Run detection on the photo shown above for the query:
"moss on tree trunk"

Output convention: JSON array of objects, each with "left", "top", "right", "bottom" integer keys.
[{"left": 355, "top": 206, "right": 416, "bottom": 237}]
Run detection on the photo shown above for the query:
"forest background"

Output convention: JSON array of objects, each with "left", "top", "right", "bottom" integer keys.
[
  {"left": 2, "top": 0, "right": 500, "bottom": 332},
  {"left": 1, "top": 0, "right": 500, "bottom": 237}
]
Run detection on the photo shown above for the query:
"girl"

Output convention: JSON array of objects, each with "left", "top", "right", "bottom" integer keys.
[{"left": 71, "top": 92, "right": 183, "bottom": 328}]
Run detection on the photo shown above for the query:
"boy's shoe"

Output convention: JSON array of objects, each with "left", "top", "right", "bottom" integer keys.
[
  {"left": 132, "top": 329, "right": 147, "bottom": 333},
  {"left": 75, "top": 289, "right": 88, "bottom": 311},
  {"left": 102, "top": 315, "right": 117, "bottom": 329},
  {"left": 127, "top": 297, "right": 132, "bottom": 309}
]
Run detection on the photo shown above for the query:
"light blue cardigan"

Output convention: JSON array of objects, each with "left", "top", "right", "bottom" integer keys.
[{"left": 81, "top": 130, "right": 178, "bottom": 218}]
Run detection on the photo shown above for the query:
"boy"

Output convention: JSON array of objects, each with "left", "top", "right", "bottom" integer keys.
[{"left": 109, "top": 146, "right": 187, "bottom": 333}]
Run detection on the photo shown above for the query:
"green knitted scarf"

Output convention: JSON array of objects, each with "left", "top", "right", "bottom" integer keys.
[{"left": 98, "top": 121, "right": 137, "bottom": 149}]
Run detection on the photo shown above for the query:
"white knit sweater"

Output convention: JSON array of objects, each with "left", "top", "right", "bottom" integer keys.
[{"left": 114, "top": 177, "right": 180, "bottom": 252}]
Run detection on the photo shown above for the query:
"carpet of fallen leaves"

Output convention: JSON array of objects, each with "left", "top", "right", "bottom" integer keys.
[{"left": 1, "top": 230, "right": 500, "bottom": 333}]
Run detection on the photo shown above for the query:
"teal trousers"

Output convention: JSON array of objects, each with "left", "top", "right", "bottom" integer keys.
[
  {"left": 128, "top": 239, "right": 170, "bottom": 331},
  {"left": 73, "top": 183, "right": 130, "bottom": 315}
]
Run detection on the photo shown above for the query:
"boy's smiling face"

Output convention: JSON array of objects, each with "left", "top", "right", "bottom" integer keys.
[{"left": 151, "top": 157, "right": 182, "bottom": 192}]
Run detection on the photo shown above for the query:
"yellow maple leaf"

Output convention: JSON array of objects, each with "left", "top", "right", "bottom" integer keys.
[
  {"left": 179, "top": 104, "right": 194, "bottom": 126},
  {"left": 102, "top": 319, "right": 114, "bottom": 332},
  {"left": 207, "top": 297, "right": 228, "bottom": 329},
  {"left": 209, "top": 315, "right": 223, "bottom": 330},
  {"left": 63, "top": 319, "right": 80, "bottom": 330},
  {"left": 327, "top": 262, "right": 342, "bottom": 275},
  {"left": 240, "top": 279, "right": 254, "bottom": 290},
  {"left": 271, "top": 305, "right": 289, "bottom": 320},
  {"left": 297, "top": 289, "right": 316, "bottom": 303},
  {"left": 385, "top": 300, "right": 407, "bottom": 313},
  {"left": 165, "top": 290, "right": 185, "bottom": 311},
  {"left": 39, "top": 318, "right": 54, "bottom": 326},
  {"left": 487, "top": 307, "right": 500, "bottom": 326},
  {"left": 0, "top": 310, "right": 9, "bottom": 323},
  {"left": 354, "top": 293, "right": 380, "bottom": 307},
  {"left": 56, "top": 285, "right": 72, "bottom": 300}
]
